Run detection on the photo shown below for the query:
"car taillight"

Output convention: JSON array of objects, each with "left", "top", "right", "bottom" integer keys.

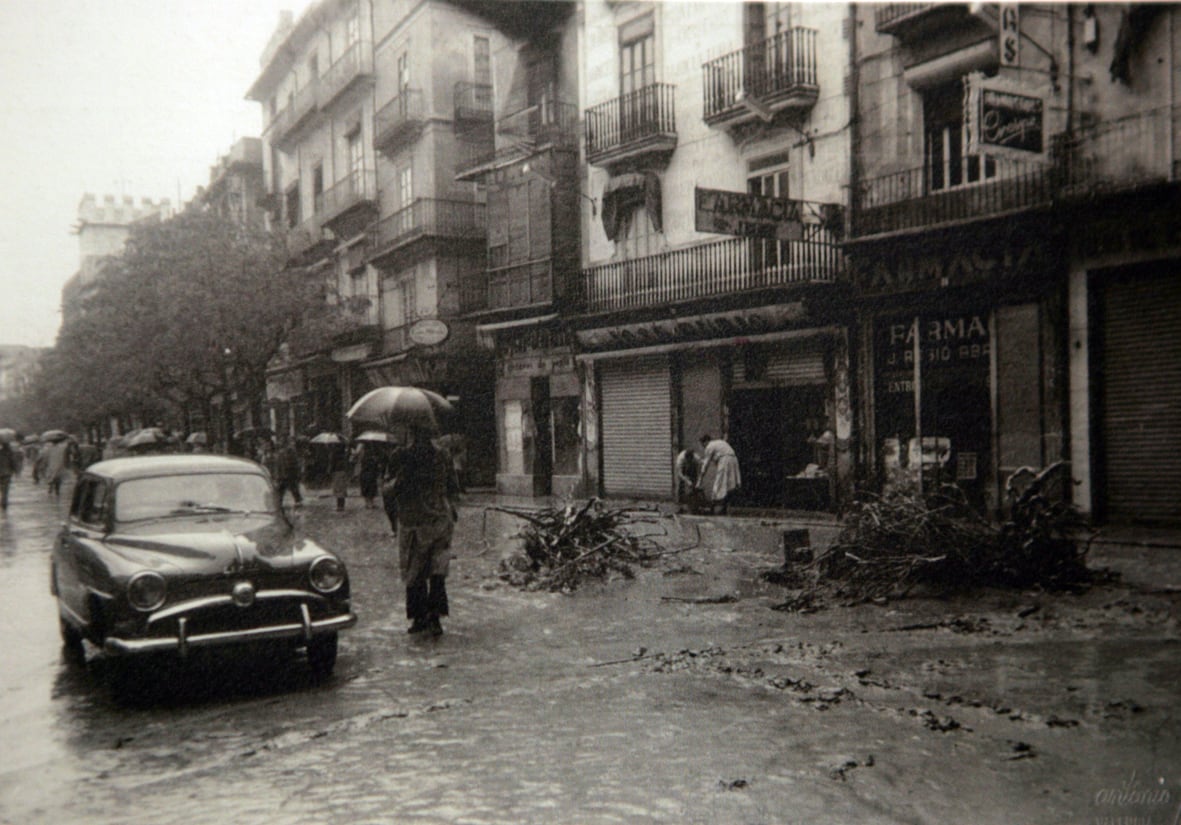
[
  {"left": 309, "top": 556, "right": 345, "bottom": 594},
  {"left": 127, "top": 572, "right": 167, "bottom": 612}
]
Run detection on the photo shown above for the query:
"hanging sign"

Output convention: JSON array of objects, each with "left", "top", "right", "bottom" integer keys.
[
  {"left": 999, "top": 4, "right": 1020, "bottom": 68},
  {"left": 408, "top": 318, "right": 450, "bottom": 346},
  {"left": 965, "top": 73, "right": 1044, "bottom": 158},
  {"left": 694, "top": 187, "right": 805, "bottom": 242}
]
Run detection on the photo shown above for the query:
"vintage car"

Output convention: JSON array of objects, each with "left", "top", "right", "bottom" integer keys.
[{"left": 51, "top": 455, "right": 356, "bottom": 681}]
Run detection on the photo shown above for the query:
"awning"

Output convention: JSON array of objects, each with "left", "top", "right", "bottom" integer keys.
[{"left": 601, "top": 171, "right": 663, "bottom": 242}]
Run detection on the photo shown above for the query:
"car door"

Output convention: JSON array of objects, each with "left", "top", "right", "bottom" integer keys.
[{"left": 56, "top": 476, "right": 110, "bottom": 626}]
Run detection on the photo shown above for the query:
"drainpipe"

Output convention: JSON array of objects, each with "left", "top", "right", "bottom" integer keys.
[
  {"left": 845, "top": 3, "right": 865, "bottom": 491},
  {"left": 1066, "top": 4, "right": 1075, "bottom": 136}
]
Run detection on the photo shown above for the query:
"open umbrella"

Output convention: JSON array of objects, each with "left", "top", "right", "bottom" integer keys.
[
  {"left": 0, "top": 428, "right": 15, "bottom": 444},
  {"left": 347, "top": 386, "right": 454, "bottom": 433},
  {"left": 126, "top": 427, "right": 165, "bottom": 448},
  {"left": 355, "top": 430, "right": 393, "bottom": 443},
  {"left": 310, "top": 431, "right": 344, "bottom": 445},
  {"left": 41, "top": 429, "right": 69, "bottom": 443},
  {"left": 185, "top": 431, "right": 208, "bottom": 445}
]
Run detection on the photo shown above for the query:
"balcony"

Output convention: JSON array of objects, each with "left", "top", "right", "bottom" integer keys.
[
  {"left": 852, "top": 106, "right": 1181, "bottom": 239},
  {"left": 456, "top": 101, "right": 579, "bottom": 180},
  {"left": 266, "top": 82, "right": 320, "bottom": 151},
  {"left": 703, "top": 28, "right": 818, "bottom": 128},
  {"left": 286, "top": 214, "right": 334, "bottom": 262},
  {"left": 875, "top": 4, "right": 989, "bottom": 40},
  {"left": 367, "top": 198, "right": 486, "bottom": 264},
  {"left": 320, "top": 167, "right": 378, "bottom": 233},
  {"left": 1057, "top": 105, "right": 1180, "bottom": 197},
  {"left": 581, "top": 235, "right": 842, "bottom": 313},
  {"left": 585, "top": 83, "right": 677, "bottom": 172},
  {"left": 460, "top": 259, "right": 553, "bottom": 314},
  {"left": 454, "top": 82, "right": 493, "bottom": 124},
  {"left": 318, "top": 41, "right": 374, "bottom": 110},
  {"left": 374, "top": 89, "right": 427, "bottom": 156}
]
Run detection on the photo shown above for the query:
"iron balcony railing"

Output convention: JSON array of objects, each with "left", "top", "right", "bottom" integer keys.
[
  {"left": 318, "top": 41, "right": 373, "bottom": 108},
  {"left": 368, "top": 198, "right": 486, "bottom": 259},
  {"left": 321, "top": 166, "right": 377, "bottom": 223},
  {"left": 853, "top": 106, "right": 1181, "bottom": 238},
  {"left": 585, "top": 83, "right": 676, "bottom": 162},
  {"left": 581, "top": 235, "right": 843, "bottom": 313},
  {"left": 454, "top": 81, "right": 493, "bottom": 122},
  {"left": 287, "top": 214, "right": 332, "bottom": 259},
  {"left": 457, "top": 101, "right": 580, "bottom": 176},
  {"left": 1056, "top": 104, "right": 1179, "bottom": 194},
  {"left": 703, "top": 28, "right": 818, "bottom": 123},
  {"left": 374, "top": 89, "right": 427, "bottom": 150},
  {"left": 266, "top": 81, "right": 320, "bottom": 147},
  {"left": 875, "top": 3, "right": 939, "bottom": 32}
]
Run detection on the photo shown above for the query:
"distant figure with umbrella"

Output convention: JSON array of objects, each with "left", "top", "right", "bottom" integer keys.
[
  {"left": 0, "top": 430, "right": 18, "bottom": 510},
  {"left": 348, "top": 386, "right": 459, "bottom": 636},
  {"left": 354, "top": 431, "right": 391, "bottom": 509},
  {"left": 40, "top": 431, "right": 72, "bottom": 498},
  {"left": 312, "top": 432, "right": 350, "bottom": 512}
]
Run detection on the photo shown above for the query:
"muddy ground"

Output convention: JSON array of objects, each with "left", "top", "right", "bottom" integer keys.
[{"left": 2, "top": 483, "right": 1179, "bottom": 824}]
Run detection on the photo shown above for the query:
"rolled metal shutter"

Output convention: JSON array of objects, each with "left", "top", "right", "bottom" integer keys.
[
  {"left": 600, "top": 356, "right": 672, "bottom": 498},
  {"left": 1101, "top": 269, "right": 1181, "bottom": 524}
]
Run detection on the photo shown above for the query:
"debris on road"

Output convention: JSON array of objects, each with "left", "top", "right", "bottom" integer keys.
[{"left": 493, "top": 499, "right": 662, "bottom": 591}]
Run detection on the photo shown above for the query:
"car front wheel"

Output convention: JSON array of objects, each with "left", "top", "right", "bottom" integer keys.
[
  {"left": 58, "top": 614, "right": 84, "bottom": 663},
  {"left": 306, "top": 633, "right": 338, "bottom": 680}
]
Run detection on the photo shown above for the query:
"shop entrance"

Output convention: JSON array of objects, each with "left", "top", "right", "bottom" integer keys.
[{"left": 729, "top": 385, "right": 829, "bottom": 510}]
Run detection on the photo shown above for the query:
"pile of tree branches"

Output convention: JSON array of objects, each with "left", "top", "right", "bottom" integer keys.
[
  {"left": 495, "top": 499, "right": 662, "bottom": 592},
  {"left": 806, "top": 468, "right": 1095, "bottom": 603}
]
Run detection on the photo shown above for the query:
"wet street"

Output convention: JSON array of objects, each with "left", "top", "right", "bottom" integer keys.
[{"left": 2, "top": 472, "right": 1181, "bottom": 825}]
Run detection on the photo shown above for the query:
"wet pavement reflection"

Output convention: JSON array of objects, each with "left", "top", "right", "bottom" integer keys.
[{"left": 1, "top": 471, "right": 1180, "bottom": 825}]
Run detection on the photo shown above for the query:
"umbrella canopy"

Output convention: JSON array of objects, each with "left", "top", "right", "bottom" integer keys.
[
  {"left": 185, "top": 431, "right": 208, "bottom": 445},
  {"left": 41, "top": 429, "right": 69, "bottom": 443},
  {"left": 0, "top": 428, "right": 16, "bottom": 444},
  {"left": 347, "top": 386, "right": 454, "bottom": 434},
  {"left": 22, "top": 435, "right": 39, "bottom": 445},
  {"left": 126, "top": 427, "right": 165, "bottom": 448},
  {"left": 310, "top": 432, "right": 344, "bottom": 445},
  {"left": 355, "top": 430, "right": 394, "bottom": 443}
]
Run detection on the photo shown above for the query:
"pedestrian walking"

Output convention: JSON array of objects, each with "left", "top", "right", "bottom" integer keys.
[
  {"left": 696, "top": 434, "right": 741, "bottom": 515},
  {"left": 355, "top": 441, "right": 384, "bottom": 509},
  {"left": 43, "top": 438, "right": 71, "bottom": 498},
  {"left": 327, "top": 439, "right": 351, "bottom": 512},
  {"left": 0, "top": 439, "right": 17, "bottom": 510},
  {"left": 274, "top": 437, "right": 304, "bottom": 509},
  {"left": 390, "top": 426, "right": 459, "bottom": 636}
]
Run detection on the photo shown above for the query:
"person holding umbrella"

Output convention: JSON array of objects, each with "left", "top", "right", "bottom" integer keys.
[
  {"left": 347, "top": 386, "right": 459, "bottom": 636},
  {"left": 389, "top": 425, "right": 460, "bottom": 636},
  {"left": 0, "top": 430, "right": 18, "bottom": 510}
]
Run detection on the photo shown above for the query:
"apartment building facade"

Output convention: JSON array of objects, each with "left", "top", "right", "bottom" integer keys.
[
  {"left": 569, "top": 1, "right": 853, "bottom": 511},
  {"left": 850, "top": 3, "right": 1181, "bottom": 524},
  {"left": 247, "top": 0, "right": 498, "bottom": 481},
  {"left": 452, "top": 0, "right": 583, "bottom": 497}
]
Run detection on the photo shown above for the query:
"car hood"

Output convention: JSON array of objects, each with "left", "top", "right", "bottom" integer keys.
[{"left": 100, "top": 517, "right": 314, "bottom": 576}]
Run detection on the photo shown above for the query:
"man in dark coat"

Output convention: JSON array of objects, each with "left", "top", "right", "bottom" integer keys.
[
  {"left": 274, "top": 437, "right": 303, "bottom": 509},
  {"left": 391, "top": 427, "right": 459, "bottom": 636}
]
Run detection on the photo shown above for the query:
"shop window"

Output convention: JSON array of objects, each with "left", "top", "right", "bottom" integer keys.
[
  {"left": 924, "top": 79, "right": 995, "bottom": 192},
  {"left": 503, "top": 400, "right": 526, "bottom": 476}
]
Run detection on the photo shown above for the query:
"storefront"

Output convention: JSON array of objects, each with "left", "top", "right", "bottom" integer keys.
[
  {"left": 850, "top": 220, "right": 1066, "bottom": 515},
  {"left": 1071, "top": 192, "right": 1181, "bottom": 524},
  {"left": 577, "top": 302, "right": 853, "bottom": 511}
]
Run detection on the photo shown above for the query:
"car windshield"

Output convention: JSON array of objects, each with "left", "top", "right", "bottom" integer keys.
[{"left": 114, "top": 472, "right": 276, "bottom": 523}]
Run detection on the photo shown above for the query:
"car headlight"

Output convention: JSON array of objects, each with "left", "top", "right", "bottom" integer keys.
[
  {"left": 127, "top": 571, "right": 167, "bottom": 612},
  {"left": 309, "top": 556, "right": 345, "bottom": 594}
]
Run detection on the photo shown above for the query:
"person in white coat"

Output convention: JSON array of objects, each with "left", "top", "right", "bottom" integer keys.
[{"left": 696, "top": 434, "right": 741, "bottom": 515}]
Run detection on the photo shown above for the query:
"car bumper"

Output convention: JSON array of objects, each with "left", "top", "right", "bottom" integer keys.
[{"left": 104, "top": 601, "right": 357, "bottom": 657}]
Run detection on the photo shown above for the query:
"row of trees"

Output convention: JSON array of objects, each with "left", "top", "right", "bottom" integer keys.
[{"left": 3, "top": 210, "right": 364, "bottom": 440}]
